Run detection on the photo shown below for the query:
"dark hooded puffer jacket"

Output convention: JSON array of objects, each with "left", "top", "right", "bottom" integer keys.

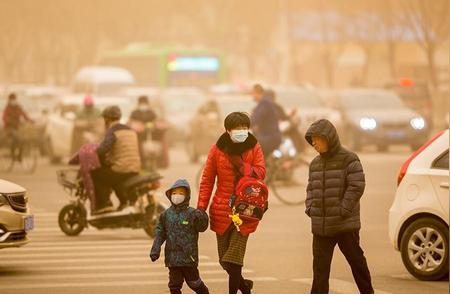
[
  {"left": 304, "top": 119, "right": 366, "bottom": 237},
  {"left": 150, "top": 179, "right": 209, "bottom": 267}
]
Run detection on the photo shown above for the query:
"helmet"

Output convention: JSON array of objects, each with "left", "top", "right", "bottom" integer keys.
[
  {"left": 84, "top": 94, "right": 94, "bottom": 106},
  {"left": 102, "top": 106, "right": 121, "bottom": 120}
]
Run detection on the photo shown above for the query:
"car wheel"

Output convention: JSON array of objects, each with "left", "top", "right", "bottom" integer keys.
[{"left": 400, "top": 217, "right": 449, "bottom": 281}]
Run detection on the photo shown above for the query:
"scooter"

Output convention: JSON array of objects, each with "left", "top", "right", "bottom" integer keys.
[{"left": 56, "top": 169, "right": 167, "bottom": 238}]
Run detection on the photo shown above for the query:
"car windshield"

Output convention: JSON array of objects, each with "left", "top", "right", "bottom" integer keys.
[
  {"left": 276, "top": 90, "right": 322, "bottom": 108},
  {"left": 340, "top": 91, "right": 404, "bottom": 109}
]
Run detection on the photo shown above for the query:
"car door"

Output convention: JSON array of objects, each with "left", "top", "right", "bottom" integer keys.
[{"left": 429, "top": 149, "right": 449, "bottom": 221}]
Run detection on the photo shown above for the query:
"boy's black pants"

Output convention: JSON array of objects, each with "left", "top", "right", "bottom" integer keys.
[
  {"left": 168, "top": 267, "right": 209, "bottom": 294},
  {"left": 311, "top": 231, "right": 374, "bottom": 294}
]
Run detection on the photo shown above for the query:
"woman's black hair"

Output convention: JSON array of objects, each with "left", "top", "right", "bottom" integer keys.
[{"left": 224, "top": 112, "right": 251, "bottom": 131}]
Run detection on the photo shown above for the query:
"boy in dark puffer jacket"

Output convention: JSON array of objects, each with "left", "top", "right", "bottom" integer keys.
[
  {"left": 305, "top": 119, "right": 374, "bottom": 294},
  {"left": 150, "top": 179, "right": 209, "bottom": 294}
]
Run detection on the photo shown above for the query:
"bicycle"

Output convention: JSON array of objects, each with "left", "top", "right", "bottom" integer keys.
[
  {"left": 0, "top": 124, "right": 39, "bottom": 173},
  {"left": 194, "top": 153, "right": 309, "bottom": 206}
]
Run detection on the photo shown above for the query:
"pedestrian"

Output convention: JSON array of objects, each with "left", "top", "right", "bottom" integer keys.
[
  {"left": 150, "top": 179, "right": 210, "bottom": 294},
  {"left": 304, "top": 119, "right": 374, "bottom": 294},
  {"left": 198, "top": 112, "right": 266, "bottom": 294},
  {"left": 250, "top": 84, "right": 282, "bottom": 158}
]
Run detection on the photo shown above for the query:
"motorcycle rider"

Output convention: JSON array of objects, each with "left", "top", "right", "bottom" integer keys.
[
  {"left": 91, "top": 106, "right": 141, "bottom": 215},
  {"left": 2, "top": 93, "right": 33, "bottom": 159},
  {"left": 72, "top": 95, "right": 102, "bottom": 155},
  {"left": 76, "top": 94, "right": 101, "bottom": 120}
]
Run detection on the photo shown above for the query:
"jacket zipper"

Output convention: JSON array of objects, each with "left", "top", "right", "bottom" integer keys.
[{"left": 322, "top": 159, "right": 326, "bottom": 236}]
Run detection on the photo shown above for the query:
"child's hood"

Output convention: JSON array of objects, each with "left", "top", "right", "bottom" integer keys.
[{"left": 165, "top": 179, "right": 191, "bottom": 206}]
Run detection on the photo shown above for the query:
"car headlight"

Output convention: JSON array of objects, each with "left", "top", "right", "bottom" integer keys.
[
  {"left": 359, "top": 118, "right": 377, "bottom": 130},
  {"left": 0, "top": 194, "right": 8, "bottom": 207},
  {"left": 410, "top": 117, "right": 425, "bottom": 130},
  {"left": 273, "top": 150, "right": 283, "bottom": 159}
]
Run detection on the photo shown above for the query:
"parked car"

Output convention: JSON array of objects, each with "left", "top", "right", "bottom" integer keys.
[
  {"left": 46, "top": 95, "right": 134, "bottom": 162},
  {"left": 389, "top": 129, "right": 449, "bottom": 280},
  {"left": 0, "top": 179, "right": 33, "bottom": 249},
  {"left": 328, "top": 88, "right": 429, "bottom": 151}
]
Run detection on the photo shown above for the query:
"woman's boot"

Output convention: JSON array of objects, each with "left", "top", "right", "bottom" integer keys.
[{"left": 239, "top": 279, "right": 253, "bottom": 294}]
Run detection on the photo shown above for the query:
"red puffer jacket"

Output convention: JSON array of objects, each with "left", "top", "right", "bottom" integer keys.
[{"left": 197, "top": 133, "right": 266, "bottom": 236}]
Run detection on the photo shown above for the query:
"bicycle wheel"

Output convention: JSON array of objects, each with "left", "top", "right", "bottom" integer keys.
[
  {"left": 269, "top": 157, "right": 309, "bottom": 205},
  {"left": 0, "top": 147, "right": 14, "bottom": 172},
  {"left": 20, "top": 142, "right": 39, "bottom": 173}
]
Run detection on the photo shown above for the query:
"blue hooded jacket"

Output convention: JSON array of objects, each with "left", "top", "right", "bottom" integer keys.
[{"left": 150, "top": 179, "right": 209, "bottom": 267}]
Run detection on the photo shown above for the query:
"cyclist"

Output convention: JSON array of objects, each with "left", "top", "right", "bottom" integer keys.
[{"left": 2, "top": 93, "right": 33, "bottom": 160}]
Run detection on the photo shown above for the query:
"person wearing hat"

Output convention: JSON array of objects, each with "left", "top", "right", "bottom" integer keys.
[
  {"left": 150, "top": 179, "right": 210, "bottom": 294},
  {"left": 76, "top": 94, "right": 101, "bottom": 120},
  {"left": 91, "top": 105, "right": 141, "bottom": 214}
]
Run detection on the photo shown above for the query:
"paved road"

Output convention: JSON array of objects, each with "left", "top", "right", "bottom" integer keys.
[{"left": 0, "top": 148, "right": 448, "bottom": 294}]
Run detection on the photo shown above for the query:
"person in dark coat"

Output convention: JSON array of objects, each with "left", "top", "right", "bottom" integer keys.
[
  {"left": 304, "top": 119, "right": 374, "bottom": 294},
  {"left": 150, "top": 179, "right": 210, "bottom": 294},
  {"left": 250, "top": 84, "right": 281, "bottom": 158}
]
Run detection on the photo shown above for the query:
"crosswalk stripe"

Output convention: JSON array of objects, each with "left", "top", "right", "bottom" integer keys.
[
  {"left": 7, "top": 262, "right": 224, "bottom": 272},
  {"left": 0, "top": 269, "right": 255, "bottom": 280},
  {"left": 0, "top": 251, "right": 210, "bottom": 259},
  {"left": 0, "top": 256, "right": 208, "bottom": 265},
  {"left": 0, "top": 277, "right": 278, "bottom": 290},
  {"left": 3, "top": 244, "right": 153, "bottom": 252},
  {"left": 25, "top": 240, "right": 152, "bottom": 247},
  {"left": 292, "top": 278, "right": 392, "bottom": 294}
]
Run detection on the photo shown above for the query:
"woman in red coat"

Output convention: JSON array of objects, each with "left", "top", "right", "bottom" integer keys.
[{"left": 197, "top": 112, "right": 266, "bottom": 294}]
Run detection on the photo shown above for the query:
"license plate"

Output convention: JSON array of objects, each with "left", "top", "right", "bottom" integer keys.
[
  {"left": 386, "top": 130, "right": 405, "bottom": 139},
  {"left": 24, "top": 215, "right": 34, "bottom": 232}
]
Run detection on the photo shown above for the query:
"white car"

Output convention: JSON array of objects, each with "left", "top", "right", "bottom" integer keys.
[
  {"left": 389, "top": 129, "right": 449, "bottom": 280},
  {"left": 0, "top": 179, "right": 33, "bottom": 249}
]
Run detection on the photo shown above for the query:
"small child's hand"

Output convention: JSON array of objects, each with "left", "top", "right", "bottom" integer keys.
[{"left": 150, "top": 253, "right": 160, "bottom": 262}]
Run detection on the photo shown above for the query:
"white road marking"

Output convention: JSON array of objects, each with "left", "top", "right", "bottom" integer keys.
[
  {"left": 0, "top": 277, "right": 278, "bottom": 290},
  {"left": 3, "top": 262, "right": 224, "bottom": 272},
  {"left": 0, "top": 256, "right": 208, "bottom": 265},
  {"left": 0, "top": 269, "right": 254, "bottom": 280},
  {"left": 292, "top": 278, "right": 393, "bottom": 294},
  {"left": 25, "top": 240, "right": 152, "bottom": 247},
  {"left": 2, "top": 244, "right": 152, "bottom": 252}
]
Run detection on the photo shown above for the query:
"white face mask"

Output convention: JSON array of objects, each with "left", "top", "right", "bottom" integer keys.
[
  {"left": 171, "top": 193, "right": 185, "bottom": 205},
  {"left": 230, "top": 130, "right": 249, "bottom": 143}
]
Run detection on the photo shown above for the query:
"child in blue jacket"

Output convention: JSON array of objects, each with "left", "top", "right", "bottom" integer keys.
[{"left": 150, "top": 179, "right": 209, "bottom": 294}]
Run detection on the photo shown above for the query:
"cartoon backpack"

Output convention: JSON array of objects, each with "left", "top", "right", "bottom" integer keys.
[{"left": 228, "top": 159, "right": 269, "bottom": 230}]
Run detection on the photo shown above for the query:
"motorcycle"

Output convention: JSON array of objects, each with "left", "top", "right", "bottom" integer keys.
[{"left": 56, "top": 169, "right": 167, "bottom": 238}]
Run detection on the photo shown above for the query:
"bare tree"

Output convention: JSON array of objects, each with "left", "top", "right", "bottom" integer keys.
[{"left": 400, "top": 0, "right": 449, "bottom": 89}]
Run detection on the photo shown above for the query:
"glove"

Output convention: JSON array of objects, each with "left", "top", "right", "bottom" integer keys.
[{"left": 150, "top": 252, "right": 159, "bottom": 262}]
